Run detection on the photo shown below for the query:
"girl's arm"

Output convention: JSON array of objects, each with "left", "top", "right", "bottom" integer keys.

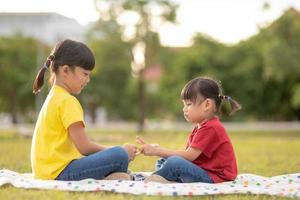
[
  {"left": 68, "top": 121, "right": 107, "bottom": 156},
  {"left": 136, "top": 136, "right": 201, "bottom": 161},
  {"left": 69, "top": 122, "right": 138, "bottom": 160}
]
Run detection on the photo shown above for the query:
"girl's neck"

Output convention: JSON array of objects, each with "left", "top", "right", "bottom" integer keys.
[
  {"left": 197, "top": 114, "right": 216, "bottom": 128},
  {"left": 54, "top": 78, "right": 72, "bottom": 94}
]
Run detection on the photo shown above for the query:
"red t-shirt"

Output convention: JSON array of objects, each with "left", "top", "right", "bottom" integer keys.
[{"left": 186, "top": 117, "right": 237, "bottom": 183}]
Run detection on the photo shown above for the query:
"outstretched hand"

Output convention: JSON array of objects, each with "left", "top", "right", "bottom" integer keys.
[
  {"left": 122, "top": 143, "right": 138, "bottom": 161},
  {"left": 136, "top": 136, "right": 160, "bottom": 156}
]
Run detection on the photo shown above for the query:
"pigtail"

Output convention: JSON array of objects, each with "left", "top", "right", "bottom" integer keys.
[
  {"left": 219, "top": 95, "right": 242, "bottom": 116},
  {"left": 32, "top": 55, "right": 55, "bottom": 95}
]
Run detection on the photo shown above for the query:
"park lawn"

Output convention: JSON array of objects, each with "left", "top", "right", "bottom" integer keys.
[{"left": 0, "top": 129, "right": 299, "bottom": 200}]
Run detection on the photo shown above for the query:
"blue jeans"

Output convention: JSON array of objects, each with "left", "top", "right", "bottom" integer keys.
[
  {"left": 55, "top": 146, "right": 129, "bottom": 181},
  {"left": 154, "top": 156, "right": 213, "bottom": 183}
]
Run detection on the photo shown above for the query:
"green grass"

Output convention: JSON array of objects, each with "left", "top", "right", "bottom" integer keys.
[{"left": 0, "top": 129, "right": 299, "bottom": 200}]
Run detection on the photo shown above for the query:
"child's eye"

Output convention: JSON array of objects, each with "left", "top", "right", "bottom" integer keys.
[
  {"left": 182, "top": 100, "right": 192, "bottom": 106},
  {"left": 183, "top": 102, "right": 192, "bottom": 106}
]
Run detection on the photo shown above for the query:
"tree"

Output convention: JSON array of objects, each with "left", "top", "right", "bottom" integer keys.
[
  {"left": 159, "top": 34, "right": 230, "bottom": 119},
  {"left": 93, "top": 0, "right": 178, "bottom": 132},
  {"left": 158, "top": 8, "right": 300, "bottom": 121},
  {"left": 0, "top": 34, "right": 49, "bottom": 123},
  {"left": 83, "top": 19, "right": 133, "bottom": 123},
  {"left": 235, "top": 8, "right": 300, "bottom": 120}
]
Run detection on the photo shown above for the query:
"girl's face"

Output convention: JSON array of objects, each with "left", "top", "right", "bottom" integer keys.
[
  {"left": 182, "top": 99, "right": 206, "bottom": 124},
  {"left": 59, "top": 65, "right": 91, "bottom": 94},
  {"left": 182, "top": 97, "right": 216, "bottom": 124}
]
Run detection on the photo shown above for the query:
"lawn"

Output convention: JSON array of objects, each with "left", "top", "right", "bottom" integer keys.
[{"left": 0, "top": 129, "right": 299, "bottom": 200}]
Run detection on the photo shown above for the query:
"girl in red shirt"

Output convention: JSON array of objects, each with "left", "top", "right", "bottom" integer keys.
[{"left": 137, "top": 76, "right": 241, "bottom": 183}]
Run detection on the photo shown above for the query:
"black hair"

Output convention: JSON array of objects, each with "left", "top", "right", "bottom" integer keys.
[
  {"left": 181, "top": 76, "right": 241, "bottom": 115},
  {"left": 33, "top": 39, "right": 95, "bottom": 94}
]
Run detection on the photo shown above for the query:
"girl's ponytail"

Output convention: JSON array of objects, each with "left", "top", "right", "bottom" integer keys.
[
  {"left": 32, "top": 55, "right": 54, "bottom": 94},
  {"left": 219, "top": 95, "right": 242, "bottom": 116}
]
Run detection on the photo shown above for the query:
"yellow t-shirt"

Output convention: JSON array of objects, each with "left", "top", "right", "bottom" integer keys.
[{"left": 31, "top": 85, "right": 84, "bottom": 179}]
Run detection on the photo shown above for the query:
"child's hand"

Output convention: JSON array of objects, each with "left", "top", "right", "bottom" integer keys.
[
  {"left": 123, "top": 143, "right": 138, "bottom": 161},
  {"left": 136, "top": 136, "right": 160, "bottom": 156}
]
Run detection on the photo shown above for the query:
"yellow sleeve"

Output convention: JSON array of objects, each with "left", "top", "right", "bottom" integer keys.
[{"left": 59, "top": 96, "right": 85, "bottom": 129}]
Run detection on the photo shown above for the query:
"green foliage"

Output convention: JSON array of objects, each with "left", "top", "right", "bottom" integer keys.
[
  {"left": 84, "top": 12, "right": 300, "bottom": 122},
  {"left": 82, "top": 20, "right": 134, "bottom": 121},
  {"left": 291, "top": 83, "right": 300, "bottom": 108},
  {"left": 86, "top": 0, "right": 178, "bottom": 124},
  {"left": 233, "top": 8, "right": 300, "bottom": 120},
  {"left": 1, "top": 8, "right": 300, "bottom": 122},
  {"left": 159, "top": 8, "right": 300, "bottom": 121},
  {"left": 159, "top": 34, "right": 230, "bottom": 119},
  {"left": 0, "top": 34, "right": 49, "bottom": 123}
]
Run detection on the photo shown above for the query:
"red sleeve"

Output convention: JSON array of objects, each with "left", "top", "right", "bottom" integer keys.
[{"left": 189, "top": 126, "right": 221, "bottom": 158}]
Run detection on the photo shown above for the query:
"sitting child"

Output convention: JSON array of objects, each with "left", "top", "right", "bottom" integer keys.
[
  {"left": 137, "top": 76, "right": 241, "bottom": 183},
  {"left": 31, "top": 39, "right": 137, "bottom": 181}
]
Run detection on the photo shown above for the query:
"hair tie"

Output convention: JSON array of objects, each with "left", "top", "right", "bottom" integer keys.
[
  {"left": 218, "top": 95, "right": 231, "bottom": 101},
  {"left": 44, "top": 54, "right": 55, "bottom": 71},
  {"left": 43, "top": 63, "right": 49, "bottom": 70},
  {"left": 48, "top": 54, "right": 55, "bottom": 61},
  {"left": 225, "top": 95, "right": 231, "bottom": 100}
]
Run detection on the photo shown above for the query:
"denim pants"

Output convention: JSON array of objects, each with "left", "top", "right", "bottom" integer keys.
[
  {"left": 55, "top": 146, "right": 129, "bottom": 181},
  {"left": 154, "top": 156, "right": 213, "bottom": 183}
]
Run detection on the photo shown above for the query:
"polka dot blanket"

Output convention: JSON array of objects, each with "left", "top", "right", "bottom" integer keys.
[{"left": 0, "top": 169, "right": 299, "bottom": 198}]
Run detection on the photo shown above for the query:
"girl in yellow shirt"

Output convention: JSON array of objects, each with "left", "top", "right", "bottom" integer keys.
[{"left": 31, "top": 39, "right": 137, "bottom": 180}]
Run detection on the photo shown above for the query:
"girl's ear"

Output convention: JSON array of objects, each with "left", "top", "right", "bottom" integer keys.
[
  {"left": 204, "top": 99, "right": 215, "bottom": 112},
  {"left": 60, "top": 65, "right": 70, "bottom": 76}
]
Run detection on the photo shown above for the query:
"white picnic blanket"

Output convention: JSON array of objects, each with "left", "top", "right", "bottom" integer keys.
[{"left": 0, "top": 169, "right": 299, "bottom": 197}]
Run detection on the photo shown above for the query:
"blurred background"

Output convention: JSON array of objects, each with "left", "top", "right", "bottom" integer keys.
[{"left": 1, "top": 0, "right": 300, "bottom": 133}]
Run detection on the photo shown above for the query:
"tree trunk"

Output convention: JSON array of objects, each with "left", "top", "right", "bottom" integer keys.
[
  {"left": 137, "top": 69, "right": 146, "bottom": 133},
  {"left": 9, "top": 92, "right": 18, "bottom": 124},
  {"left": 89, "top": 101, "right": 97, "bottom": 124}
]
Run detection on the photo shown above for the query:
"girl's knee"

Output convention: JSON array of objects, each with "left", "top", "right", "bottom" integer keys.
[
  {"left": 109, "top": 146, "right": 129, "bottom": 162},
  {"left": 155, "top": 156, "right": 185, "bottom": 178},
  {"left": 165, "top": 156, "right": 185, "bottom": 167}
]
